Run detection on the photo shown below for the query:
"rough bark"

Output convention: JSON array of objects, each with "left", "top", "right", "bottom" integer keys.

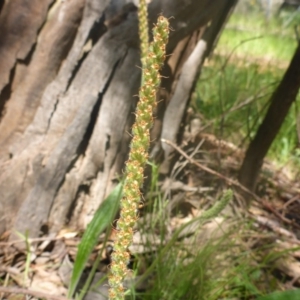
[
  {"left": 0, "top": 0, "right": 235, "bottom": 242},
  {"left": 239, "top": 41, "right": 300, "bottom": 193},
  {"left": 0, "top": 0, "right": 54, "bottom": 94}
]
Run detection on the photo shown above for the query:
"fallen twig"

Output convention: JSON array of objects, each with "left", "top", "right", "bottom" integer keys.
[
  {"left": 0, "top": 286, "right": 70, "bottom": 300},
  {"left": 161, "top": 138, "right": 261, "bottom": 203}
]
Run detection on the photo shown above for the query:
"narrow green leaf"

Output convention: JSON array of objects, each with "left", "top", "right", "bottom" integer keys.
[
  {"left": 257, "top": 289, "right": 300, "bottom": 300},
  {"left": 68, "top": 182, "right": 123, "bottom": 298}
]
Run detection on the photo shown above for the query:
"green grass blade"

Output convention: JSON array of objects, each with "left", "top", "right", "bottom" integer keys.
[
  {"left": 68, "top": 182, "right": 123, "bottom": 298},
  {"left": 257, "top": 289, "right": 300, "bottom": 300}
]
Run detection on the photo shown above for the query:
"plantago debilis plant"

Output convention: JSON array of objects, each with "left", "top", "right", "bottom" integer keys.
[
  {"left": 70, "top": 1, "right": 232, "bottom": 298},
  {"left": 108, "top": 2, "right": 169, "bottom": 299}
]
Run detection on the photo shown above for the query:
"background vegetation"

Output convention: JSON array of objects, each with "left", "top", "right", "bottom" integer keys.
[{"left": 193, "top": 6, "right": 300, "bottom": 172}]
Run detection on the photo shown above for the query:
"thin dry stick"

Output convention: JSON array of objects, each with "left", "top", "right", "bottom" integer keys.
[
  {"left": 0, "top": 287, "right": 70, "bottom": 300},
  {"left": 161, "top": 138, "right": 261, "bottom": 202},
  {"left": 162, "top": 139, "right": 300, "bottom": 248},
  {"left": 0, "top": 236, "right": 64, "bottom": 247}
]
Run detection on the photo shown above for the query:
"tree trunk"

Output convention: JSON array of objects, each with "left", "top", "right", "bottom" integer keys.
[
  {"left": 0, "top": 0, "right": 236, "bottom": 242},
  {"left": 239, "top": 41, "right": 300, "bottom": 193}
]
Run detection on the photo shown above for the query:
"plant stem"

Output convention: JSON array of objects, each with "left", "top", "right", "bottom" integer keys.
[{"left": 108, "top": 15, "right": 169, "bottom": 300}]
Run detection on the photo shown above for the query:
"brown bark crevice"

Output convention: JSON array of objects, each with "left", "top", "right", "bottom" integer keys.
[
  {"left": 49, "top": 47, "right": 141, "bottom": 231},
  {"left": 9, "top": 22, "right": 133, "bottom": 241},
  {"left": 0, "top": 0, "right": 54, "bottom": 94},
  {"left": 0, "top": 0, "right": 86, "bottom": 157}
]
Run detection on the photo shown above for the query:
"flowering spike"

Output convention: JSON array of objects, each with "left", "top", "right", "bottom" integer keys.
[
  {"left": 108, "top": 12, "right": 169, "bottom": 300},
  {"left": 138, "top": 0, "right": 149, "bottom": 66}
]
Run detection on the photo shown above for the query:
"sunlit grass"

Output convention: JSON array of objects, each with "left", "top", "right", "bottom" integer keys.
[
  {"left": 195, "top": 9, "right": 300, "bottom": 172},
  {"left": 218, "top": 29, "right": 297, "bottom": 62},
  {"left": 194, "top": 56, "right": 283, "bottom": 145},
  {"left": 218, "top": 10, "right": 298, "bottom": 62}
]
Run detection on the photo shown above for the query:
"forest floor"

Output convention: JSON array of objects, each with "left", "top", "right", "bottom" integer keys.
[{"left": 1, "top": 119, "right": 300, "bottom": 299}]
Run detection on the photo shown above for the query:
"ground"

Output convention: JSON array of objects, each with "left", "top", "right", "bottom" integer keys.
[{"left": 1, "top": 114, "right": 300, "bottom": 299}]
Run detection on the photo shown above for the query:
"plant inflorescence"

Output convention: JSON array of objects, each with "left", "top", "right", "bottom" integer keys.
[{"left": 108, "top": 1, "right": 169, "bottom": 298}]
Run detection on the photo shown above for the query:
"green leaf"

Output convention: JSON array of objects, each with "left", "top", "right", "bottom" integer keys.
[
  {"left": 257, "top": 289, "right": 300, "bottom": 300},
  {"left": 68, "top": 182, "right": 123, "bottom": 298}
]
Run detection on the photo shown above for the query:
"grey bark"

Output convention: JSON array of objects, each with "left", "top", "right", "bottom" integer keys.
[{"left": 0, "top": 0, "right": 236, "bottom": 243}]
